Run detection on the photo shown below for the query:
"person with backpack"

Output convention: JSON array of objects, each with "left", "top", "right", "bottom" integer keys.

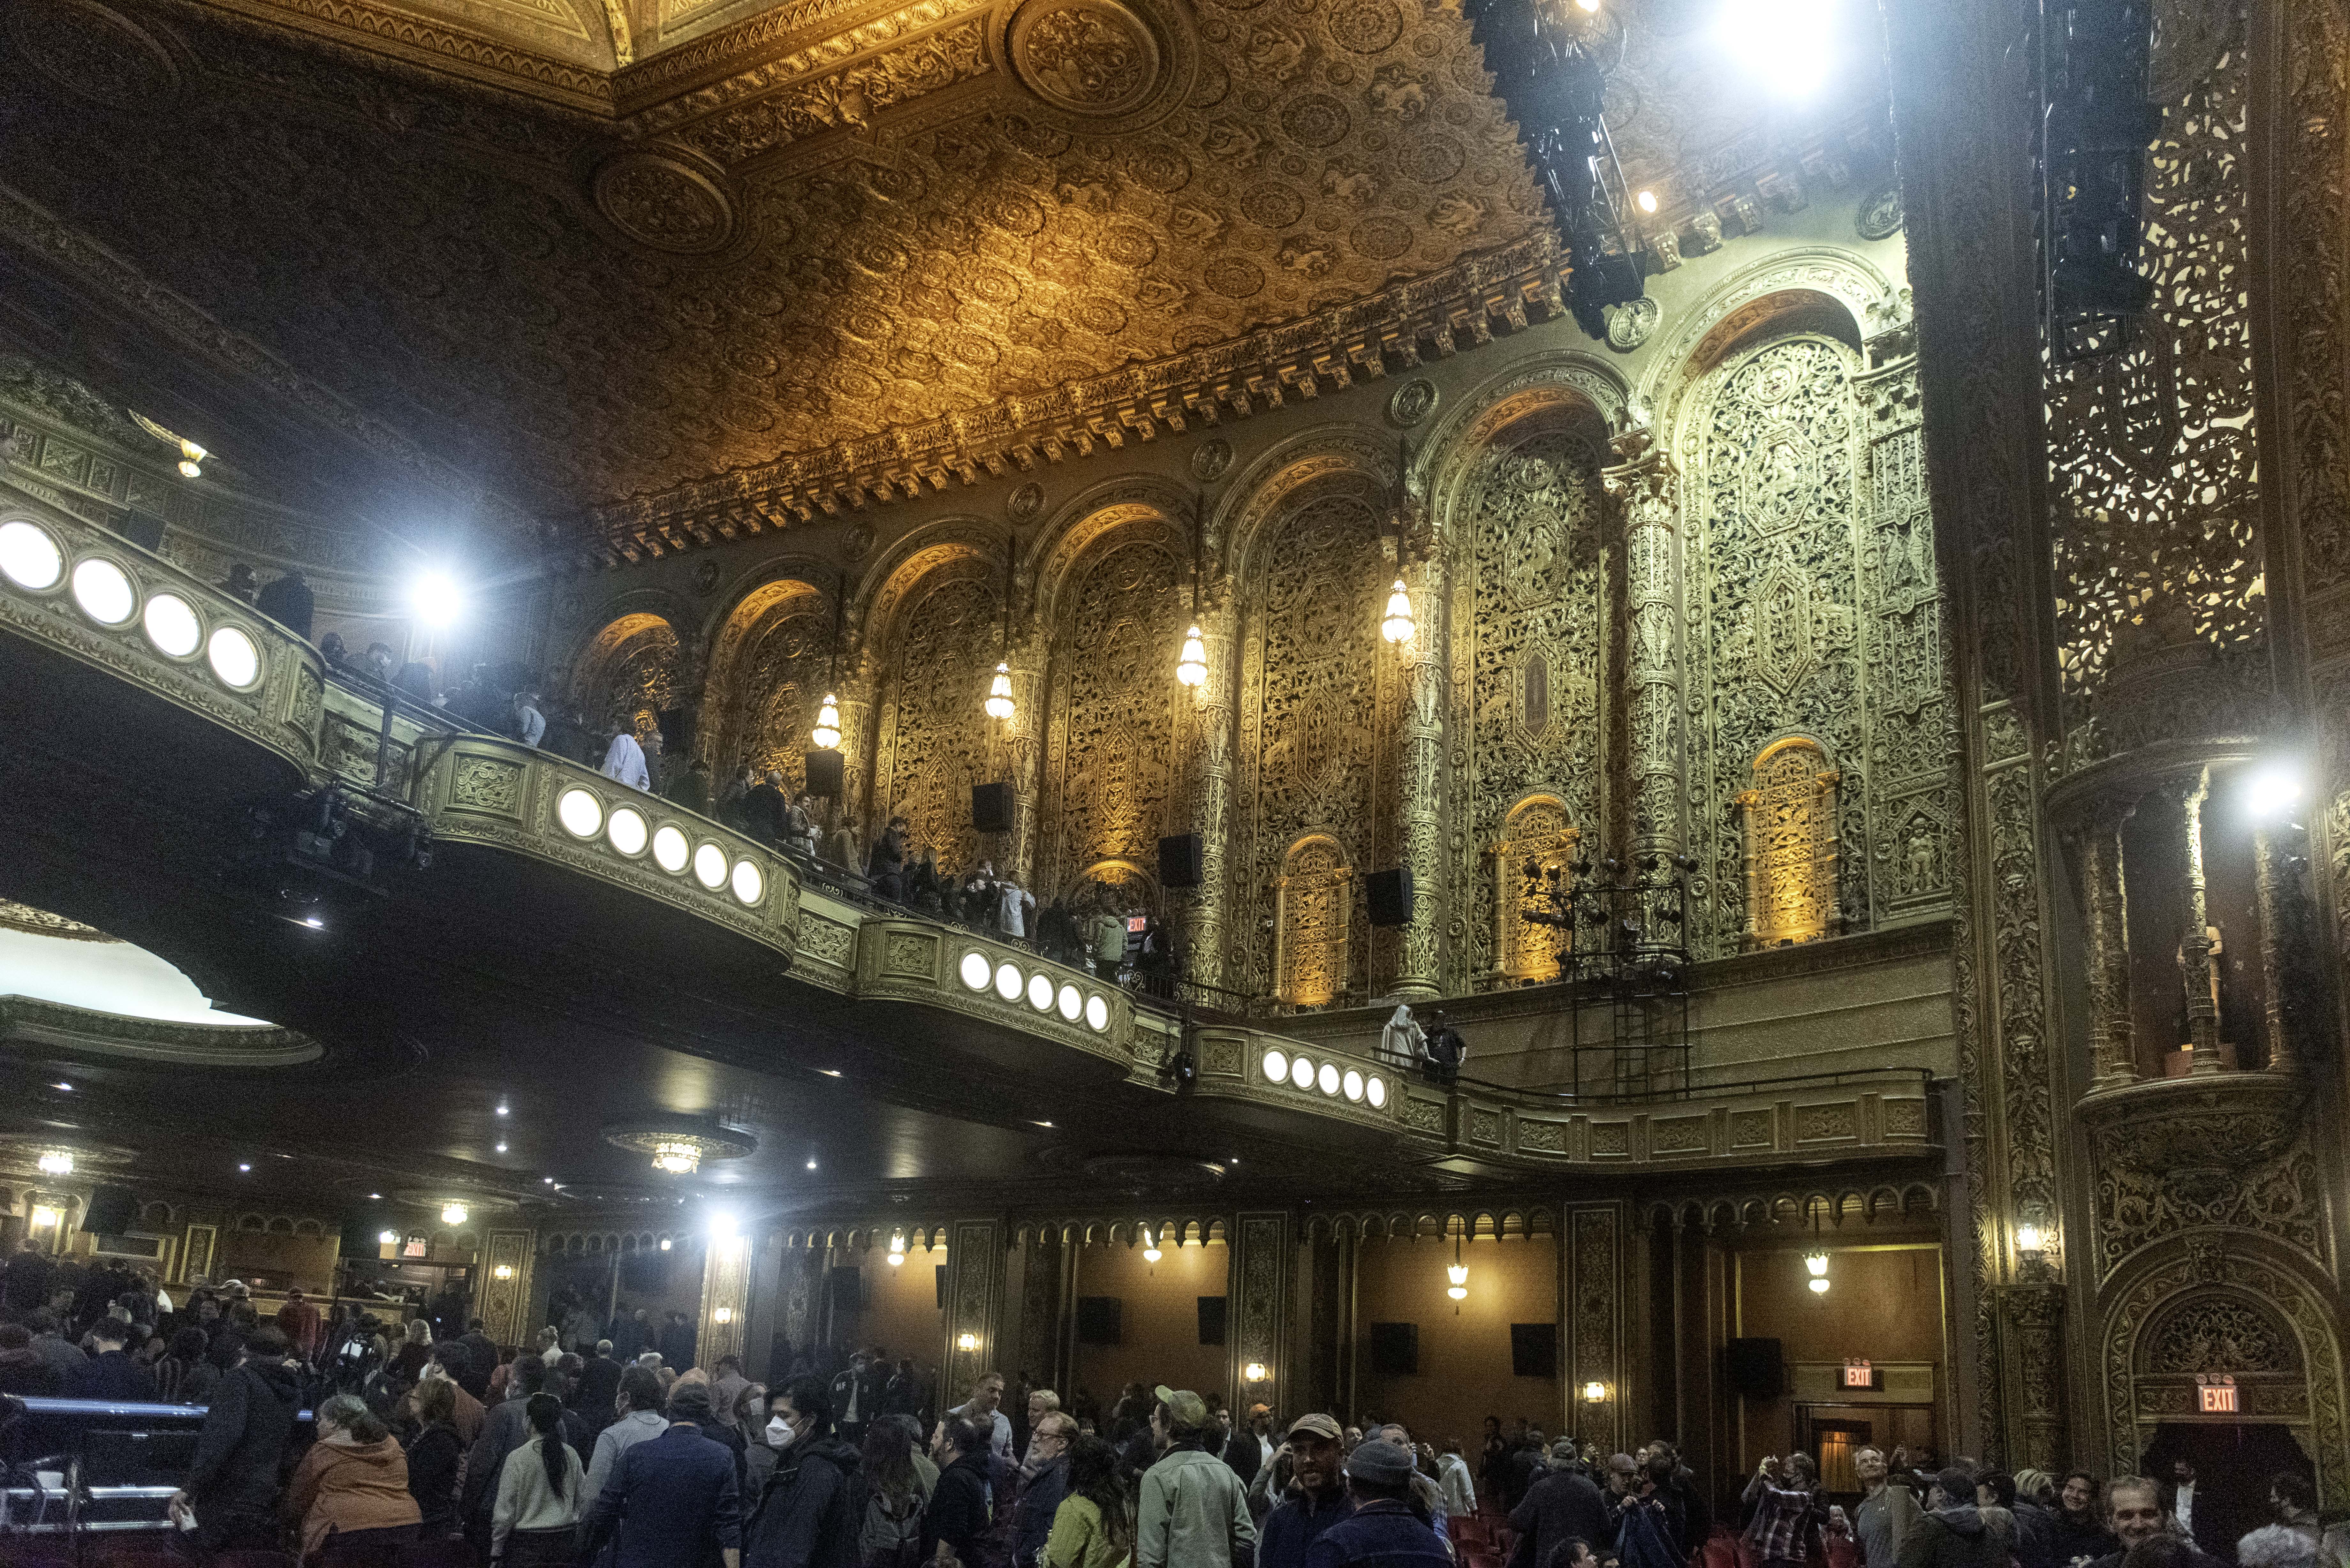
[
  {"left": 858, "top": 1415, "right": 933, "bottom": 1568},
  {"left": 746, "top": 1376, "right": 864, "bottom": 1568}
]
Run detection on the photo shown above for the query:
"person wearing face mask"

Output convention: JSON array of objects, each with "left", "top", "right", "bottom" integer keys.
[{"left": 745, "top": 1376, "right": 865, "bottom": 1568}]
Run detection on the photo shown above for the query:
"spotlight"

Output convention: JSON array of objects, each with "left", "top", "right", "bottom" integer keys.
[
  {"left": 1720, "top": 0, "right": 1834, "bottom": 97},
  {"left": 957, "top": 1332, "right": 979, "bottom": 1351},
  {"left": 496, "top": 1103, "right": 510, "bottom": 1117},
  {"left": 543, "top": 1176, "right": 555, "bottom": 1184},
  {"left": 708, "top": 1209, "right": 739, "bottom": 1243},
  {"left": 2244, "top": 763, "right": 2306, "bottom": 822},
  {"left": 495, "top": 1142, "right": 508, "bottom": 1154},
  {"left": 1636, "top": 189, "right": 1658, "bottom": 214},
  {"left": 303, "top": 915, "right": 324, "bottom": 929},
  {"left": 369, "top": 1194, "right": 381, "bottom": 1200},
  {"left": 410, "top": 570, "right": 464, "bottom": 628},
  {"left": 238, "top": 1162, "right": 252, "bottom": 1172},
  {"left": 660, "top": 1237, "right": 672, "bottom": 1251},
  {"left": 53, "top": 1082, "right": 73, "bottom": 1091},
  {"left": 806, "top": 1158, "right": 819, "bottom": 1170},
  {"left": 1033, "top": 1120, "right": 1054, "bottom": 1128}
]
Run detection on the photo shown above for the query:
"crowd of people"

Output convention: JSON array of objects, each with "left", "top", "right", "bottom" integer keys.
[{"left": 5, "top": 1243, "right": 2347, "bottom": 1568}]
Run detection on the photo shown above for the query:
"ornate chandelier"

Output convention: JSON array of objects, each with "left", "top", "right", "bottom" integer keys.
[
  {"left": 811, "top": 693, "right": 841, "bottom": 751},
  {"left": 441, "top": 1202, "right": 469, "bottom": 1225},
  {"left": 985, "top": 662, "right": 1016, "bottom": 720},
  {"left": 37, "top": 1150, "right": 73, "bottom": 1176},
  {"left": 1176, "top": 626, "right": 1207, "bottom": 687},
  {"left": 651, "top": 1140, "right": 701, "bottom": 1176},
  {"left": 1381, "top": 580, "right": 1416, "bottom": 644}
]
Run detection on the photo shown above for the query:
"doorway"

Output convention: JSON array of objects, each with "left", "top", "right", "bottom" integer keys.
[
  {"left": 2142, "top": 1422, "right": 2315, "bottom": 1562},
  {"left": 1796, "top": 1404, "right": 1937, "bottom": 1497}
]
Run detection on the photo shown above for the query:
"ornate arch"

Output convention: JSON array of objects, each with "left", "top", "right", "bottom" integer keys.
[
  {"left": 1274, "top": 832, "right": 1353, "bottom": 1007},
  {"left": 2100, "top": 1246, "right": 2348, "bottom": 1509},
  {"left": 868, "top": 529, "right": 1009, "bottom": 871},
  {"left": 1027, "top": 474, "right": 1199, "bottom": 631},
  {"left": 572, "top": 611, "right": 682, "bottom": 736},
  {"left": 1493, "top": 794, "right": 1581, "bottom": 983},
  {"left": 850, "top": 517, "right": 1004, "bottom": 654},
  {"left": 1218, "top": 426, "right": 1399, "bottom": 585},
  {"left": 1418, "top": 352, "right": 1626, "bottom": 527},
  {"left": 699, "top": 574, "right": 834, "bottom": 777},
  {"left": 1739, "top": 735, "right": 1842, "bottom": 948},
  {"left": 1643, "top": 245, "right": 1903, "bottom": 440}
]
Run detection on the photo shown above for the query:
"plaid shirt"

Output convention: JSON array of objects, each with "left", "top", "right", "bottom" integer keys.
[{"left": 1747, "top": 1482, "right": 1823, "bottom": 1564}]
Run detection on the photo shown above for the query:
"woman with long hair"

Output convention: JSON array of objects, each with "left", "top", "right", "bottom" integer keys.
[
  {"left": 389, "top": 1319, "right": 432, "bottom": 1383},
  {"left": 860, "top": 1411, "right": 931, "bottom": 1568},
  {"left": 1045, "top": 1434, "right": 1133, "bottom": 1568},
  {"left": 493, "top": 1391, "right": 586, "bottom": 1567},
  {"left": 404, "top": 1376, "right": 463, "bottom": 1537}
]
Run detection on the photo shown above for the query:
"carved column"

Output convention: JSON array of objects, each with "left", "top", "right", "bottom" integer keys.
[
  {"left": 1227, "top": 1210, "right": 1291, "bottom": 1423},
  {"left": 2076, "top": 797, "right": 2139, "bottom": 1086},
  {"left": 1605, "top": 439, "right": 1682, "bottom": 862},
  {"left": 1184, "top": 598, "right": 1237, "bottom": 991},
  {"left": 940, "top": 1217, "right": 1003, "bottom": 1401},
  {"left": 1394, "top": 551, "right": 1445, "bottom": 999},
  {"left": 833, "top": 653, "right": 877, "bottom": 843},
  {"left": 2252, "top": 823, "right": 2296, "bottom": 1073},
  {"left": 2156, "top": 769, "right": 2225, "bottom": 1069},
  {"left": 698, "top": 1232, "right": 753, "bottom": 1371},
  {"left": 479, "top": 1228, "right": 535, "bottom": 1351},
  {"left": 1995, "top": 1278, "right": 2068, "bottom": 1472}
]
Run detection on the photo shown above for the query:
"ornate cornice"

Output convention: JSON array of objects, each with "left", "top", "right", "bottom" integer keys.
[
  {"left": 582, "top": 230, "right": 1573, "bottom": 564},
  {"left": 178, "top": 0, "right": 618, "bottom": 110}
]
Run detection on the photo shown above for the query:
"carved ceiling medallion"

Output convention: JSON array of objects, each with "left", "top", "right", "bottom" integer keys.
[
  {"left": 1006, "top": 0, "right": 1160, "bottom": 116},
  {"left": 591, "top": 150, "right": 738, "bottom": 254}
]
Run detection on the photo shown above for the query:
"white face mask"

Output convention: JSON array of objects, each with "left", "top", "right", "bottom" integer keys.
[{"left": 767, "top": 1416, "right": 796, "bottom": 1449}]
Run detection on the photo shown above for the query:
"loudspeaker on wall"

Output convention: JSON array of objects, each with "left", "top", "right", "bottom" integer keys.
[
  {"left": 83, "top": 1185, "right": 138, "bottom": 1235},
  {"left": 972, "top": 782, "right": 1013, "bottom": 833},
  {"left": 1366, "top": 867, "right": 1414, "bottom": 927},
  {"left": 1158, "top": 833, "right": 1204, "bottom": 888},
  {"left": 805, "top": 749, "right": 845, "bottom": 799}
]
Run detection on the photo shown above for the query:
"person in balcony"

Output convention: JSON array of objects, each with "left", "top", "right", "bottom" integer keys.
[
  {"left": 870, "top": 817, "right": 910, "bottom": 901},
  {"left": 604, "top": 724, "right": 652, "bottom": 791},
  {"left": 511, "top": 690, "right": 547, "bottom": 749},
  {"left": 255, "top": 568, "right": 314, "bottom": 638},
  {"left": 670, "top": 757, "right": 714, "bottom": 815}
]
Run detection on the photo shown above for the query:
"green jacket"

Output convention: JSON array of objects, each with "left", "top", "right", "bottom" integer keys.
[{"left": 1137, "top": 1447, "right": 1256, "bottom": 1568}]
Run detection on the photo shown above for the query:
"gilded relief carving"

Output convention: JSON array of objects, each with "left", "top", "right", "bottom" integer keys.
[
  {"left": 875, "top": 556, "right": 1001, "bottom": 869},
  {"left": 574, "top": 613, "right": 682, "bottom": 735},
  {"left": 1739, "top": 739, "right": 1839, "bottom": 948}
]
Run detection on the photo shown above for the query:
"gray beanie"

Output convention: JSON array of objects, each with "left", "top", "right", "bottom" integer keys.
[{"left": 1347, "top": 1438, "right": 1417, "bottom": 1487}]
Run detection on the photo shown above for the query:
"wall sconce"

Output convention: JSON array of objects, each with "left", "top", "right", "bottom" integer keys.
[
  {"left": 985, "top": 662, "right": 1015, "bottom": 720},
  {"left": 889, "top": 1231, "right": 907, "bottom": 1266},
  {"left": 1244, "top": 1362, "right": 1269, "bottom": 1383},
  {"left": 1804, "top": 1251, "right": 1831, "bottom": 1294},
  {"left": 1582, "top": 1380, "right": 1608, "bottom": 1404},
  {"left": 442, "top": 1202, "right": 469, "bottom": 1225},
  {"left": 2016, "top": 1224, "right": 2045, "bottom": 1257},
  {"left": 30, "top": 1205, "right": 59, "bottom": 1229},
  {"left": 378, "top": 1230, "right": 399, "bottom": 1246},
  {"left": 1177, "top": 627, "right": 1207, "bottom": 687},
  {"left": 957, "top": 1331, "right": 979, "bottom": 1351},
  {"left": 660, "top": 1237, "right": 673, "bottom": 1251},
  {"left": 713, "top": 1306, "right": 734, "bottom": 1324},
  {"left": 811, "top": 693, "right": 842, "bottom": 750},
  {"left": 1142, "top": 1228, "right": 1162, "bottom": 1264}
]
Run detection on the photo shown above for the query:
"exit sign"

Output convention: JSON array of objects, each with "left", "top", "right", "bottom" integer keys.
[
  {"left": 1844, "top": 1359, "right": 1874, "bottom": 1388},
  {"left": 2196, "top": 1375, "right": 2238, "bottom": 1413}
]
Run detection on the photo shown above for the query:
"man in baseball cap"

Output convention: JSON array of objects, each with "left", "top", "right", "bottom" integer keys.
[
  {"left": 1259, "top": 1414, "right": 1354, "bottom": 1568},
  {"left": 1139, "top": 1387, "right": 1257, "bottom": 1568},
  {"left": 1309, "top": 1439, "right": 1450, "bottom": 1568}
]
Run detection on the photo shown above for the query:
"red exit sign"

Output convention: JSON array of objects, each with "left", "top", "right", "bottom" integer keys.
[
  {"left": 2196, "top": 1375, "right": 2238, "bottom": 1413},
  {"left": 1844, "top": 1359, "right": 1874, "bottom": 1388}
]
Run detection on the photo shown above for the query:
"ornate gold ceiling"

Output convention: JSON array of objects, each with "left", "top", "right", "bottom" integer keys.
[{"left": 0, "top": 0, "right": 1880, "bottom": 544}]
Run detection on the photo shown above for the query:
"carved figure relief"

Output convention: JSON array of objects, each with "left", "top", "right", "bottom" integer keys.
[
  {"left": 1449, "top": 415, "right": 1604, "bottom": 984},
  {"left": 1738, "top": 738, "right": 1839, "bottom": 947},
  {"left": 574, "top": 613, "right": 681, "bottom": 735},
  {"left": 876, "top": 557, "right": 1002, "bottom": 870},
  {"left": 1043, "top": 534, "right": 1184, "bottom": 895},
  {"left": 1238, "top": 488, "right": 1388, "bottom": 1002}
]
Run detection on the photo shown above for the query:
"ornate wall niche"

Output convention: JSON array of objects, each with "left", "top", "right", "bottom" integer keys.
[
  {"left": 1234, "top": 467, "right": 1396, "bottom": 1004},
  {"left": 1040, "top": 512, "right": 1188, "bottom": 897},
  {"left": 2100, "top": 1246, "right": 2348, "bottom": 1508},
  {"left": 1739, "top": 737, "right": 1842, "bottom": 949},
  {"left": 1275, "top": 833, "right": 1353, "bottom": 1008},
  {"left": 1641, "top": 250, "right": 1900, "bottom": 435},
  {"left": 1436, "top": 394, "right": 1610, "bottom": 989},
  {"left": 1492, "top": 794, "right": 1580, "bottom": 983},
  {"left": 573, "top": 610, "right": 682, "bottom": 735},
  {"left": 872, "top": 550, "right": 1006, "bottom": 872},
  {"left": 699, "top": 576, "right": 832, "bottom": 783}
]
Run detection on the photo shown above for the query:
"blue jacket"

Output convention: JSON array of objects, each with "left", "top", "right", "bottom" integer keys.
[
  {"left": 66, "top": 1349, "right": 158, "bottom": 1403},
  {"left": 1016, "top": 1458, "right": 1072, "bottom": 1568},
  {"left": 586, "top": 1421, "right": 744, "bottom": 1568},
  {"left": 1304, "top": 1499, "right": 1449, "bottom": 1568},
  {"left": 1261, "top": 1489, "right": 1357, "bottom": 1568}
]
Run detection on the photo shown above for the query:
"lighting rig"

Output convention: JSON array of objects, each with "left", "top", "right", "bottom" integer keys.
[
  {"left": 2037, "top": 0, "right": 2158, "bottom": 357},
  {"left": 1522, "top": 851, "right": 1696, "bottom": 1098},
  {"left": 1462, "top": 0, "right": 1646, "bottom": 338}
]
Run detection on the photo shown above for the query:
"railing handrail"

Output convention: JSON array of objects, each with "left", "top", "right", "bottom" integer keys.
[{"left": 1451, "top": 1062, "right": 1939, "bottom": 1107}]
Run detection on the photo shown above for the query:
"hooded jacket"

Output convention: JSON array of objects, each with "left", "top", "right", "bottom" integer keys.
[
  {"left": 746, "top": 1432, "right": 864, "bottom": 1568},
  {"left": 287, "top": 1434, "right": 423, "bottom": 1557},
  {"left": 1894, "top": 1504, "right": 2013, "bottom": 1568},
  {"left": 185, "top": 1359, "right": 303, "bottom": 1519}
]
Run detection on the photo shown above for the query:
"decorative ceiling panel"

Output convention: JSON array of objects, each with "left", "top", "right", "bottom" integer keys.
[{"left": 0, "top": 0, "right": 1540, "bottom": 521}]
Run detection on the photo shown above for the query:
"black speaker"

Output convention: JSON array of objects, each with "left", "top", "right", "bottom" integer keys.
[
  {"left": 1197, "top": 1296, "right": 1228, "bottom": 1346},
  {"left": 829, "top": 1266, "right": 863, "bottom": 1313},
  {"left": 1158, "top": 833, "right": 1204, "bottom": 889},
  {"left": 1366, "top": 867, "right": 1414, "bottom": 927},
  {"left": 1368, "top": 1321, "right": 1419, "bottom": 1375},
  {"left": 1509, "top": 1323, "right": 1558, "bottom": 1379},
  {"left": 806, "top": 749, "right": 845, "bottom": 799},
  {"left": 339, "top": 1213, "right": 385, "bottom": 1259},
  {"left": 1076, "top": 1296, "right": 1123, "bottom": 1346},
  {"left": 1727, "top": 1336, "right": 1785, "bottom": 1398},
  {"left": 972, "top": 782, "right": 1013, "bottom": 833},
  {"left": 83, "top": 1185, "right": 137, "bottom": 1235}
]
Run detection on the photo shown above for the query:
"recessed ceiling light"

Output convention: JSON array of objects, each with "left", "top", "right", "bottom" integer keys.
[
  {"left": 369, "top": 1193, "right": 381, "bottom": 1200},
  {"left": 238, "top": 1162, "right": 252, "bottom": 1172},
  {"left": 806, "top": 1159, "right": 818, "bottom": 1170},
  {"left": 543, "top": 1176, "right": 555, "bottom": 1184},
  {"left": 303, "top": 915, "right": 324, "bottom": 929},
  {"left": 53, "top": 1082, "right": 72, "bottom": 1091},
  {"left": 1032, "top": 1120, "right": 1053, "bottom": 1128},
  {"left": 496, "top": 1142, "right": 508, "bottom": 1153},
  {"left": 495, "top": 1103, "right": 510, "bottom": 1116},
  {"left": 818, "top": 1069, "right": 842, "bottom": 1077}
]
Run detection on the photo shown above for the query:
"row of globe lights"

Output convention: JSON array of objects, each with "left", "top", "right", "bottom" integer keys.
[
  {"left": 1260, "top": 1046, "right": 1388, "bottom": 1109},
  {"left": 796, "top": 581, "right": 1419, "bottom": 750},
  {"left": 956, "top": 947, "right": 1114, "bottom": 1034},
  {"left": 0, "top": 520, "right": 264, "bottom": 690},
  {"left": 554, "top": 785, "right": 766, "bottom": 908}
]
